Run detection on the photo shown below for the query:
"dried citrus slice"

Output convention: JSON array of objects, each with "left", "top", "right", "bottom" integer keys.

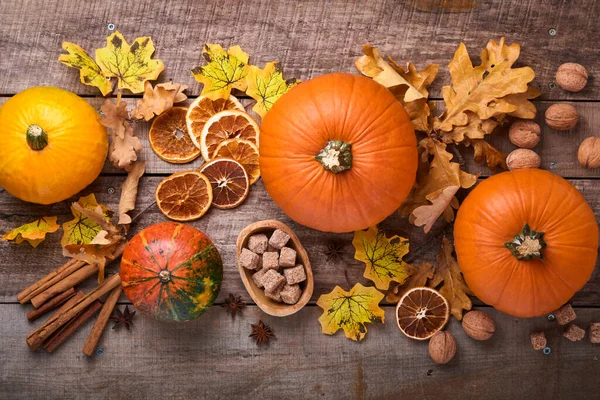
[
  {"left": 213, "top": 139, "right": 260, "bottom": 184},
  {"left": 396, "top": 287, "right": 450, "bottom": 340},
  {"left": 199, "top": 158, "right": 250, "bottom": 209},
  {"left": 149, "top": 107, "right": 201, "bottom": 163},
  {"left": 186, "top": 95, "right": 244, "bottom": 151},
  {"left": 155, "top": 171, "right": 212, "bottom": 221},
  {"left": 200, "top": 110, "right": 260, "bottom": 161}
]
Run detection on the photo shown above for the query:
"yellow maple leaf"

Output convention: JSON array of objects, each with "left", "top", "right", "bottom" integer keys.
[
  {"left": 2, "top": 217, "right": 60, "bottom": 248},
  {"left": 429, "top": 237, "right": 473, "bottom": 320},
  {"left": 353, "top": 226, "right": 411, "bottom": 290},
  {"left": 246, "top": 62, "right": 299, "bottom": 117},
  {"left": 317, "top": 283, "right": 385, "bottom": 341},
  {"left": 132, "top": 81, "right": 188, "bottom": 121},
  {"left": 58, "top": 42, "right": 113, "bottom": 96},
  {"left": 61, "top": 194, "right": 112, "bottom": 247},
  {"left": 191, "top": 44, "right": 249, "bottom": 100},
  {"left": 386, "top": 262, "right": 435, "bottom": 303},
  {"left": 95, "top": 32, "right": 165, "bottom": 94}
]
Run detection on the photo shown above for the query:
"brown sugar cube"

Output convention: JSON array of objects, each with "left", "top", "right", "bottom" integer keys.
[
  {"left": 564, "top": 324, "right": 585, "bottom": 342},
  {"left": 262, "top": 252, "right": 280, "bottom": 270},
  {"left": 280, "top": 284, "right": 302, "bottom": 304},
  {"left": 283, "top": 264, "right": 306, "bottom": 285},
  {"left": 248, "top": 234, "right": 269, "bottom": 254},
  {"left": 530, "top": 331, "right": 547, "bottom": 350},
  {"left": 590, "top": 322, "right": 600, "bottom": 344},
  {"left": 266, "top": 244, "right": 278, "bottom": 252},
  {"left": 269, "top": 229, "right": 290, "bottom": 249},
  {"left": 262, "top": 269, "right": 285, "bottom": 293},
  {"left": 265, "top": 285, "right": 283, "bottom": 302},
  {"left": 554, "top": 304, "right": 577, "bottom": 325},
  {"left": 252, "top": 268, "right": 268, "bottom": 289},
  {"left": 279, "top": 247, "right": 297, "bottom": 268},
  {"left": 240, "top": 248, "right": 260, "bottom": 270}
]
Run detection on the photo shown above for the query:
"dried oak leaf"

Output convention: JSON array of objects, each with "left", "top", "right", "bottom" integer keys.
[
  {"left": 118, "top": 160, "right": 146, "bottom": 225},
  {"left": 317, "top": 283, "right": 385, "bottom": 341},
  {"left": 2, "top": 217, "right": 60, "bottom": 248},
  {"left": 467, "top": 138, "right": 507, "bottom": 170},
  {"left": 429, "top": 237, "right": 473, "bottom": 320},
  {"left": 58, "top": 42, "right": 113, "bottom": 96},
  {"left": 353, "top": 226, "right": 411, "bottom": 291},
  {"left": 386, "top": 262, "right": 435, "bottom": 303},
  {"left": 246, "top": 61, "right": 299, "bottom": 117},
  {"left": 95, "top": 32, "right": 165, "bottom": 94},
  {"left": 109, "top": 121, "right": 142, "bottom": 169},
  {"left": 191, "top": 44, "right": 249, "bottom": 100},
  {"left": 100, "top": 97, "right": 129, "bottom": 139},
  {"left": 132, "top": 81, "right": 188, "bottom": 121}
]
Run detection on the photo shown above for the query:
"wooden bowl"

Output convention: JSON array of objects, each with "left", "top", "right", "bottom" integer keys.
[{"left": 236, "top": 220, "right": 313, "bottom": 317}]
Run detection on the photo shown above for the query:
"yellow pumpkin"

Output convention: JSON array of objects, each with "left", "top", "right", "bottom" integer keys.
[{"left": 0, "top": 87, "right": 108, "bottom": 204}]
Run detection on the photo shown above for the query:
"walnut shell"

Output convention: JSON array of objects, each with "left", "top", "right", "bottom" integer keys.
[
  {"left": 556, "top": 63, "right": 588, "bottom": 92},
  {"left": 508, "top": 121, "right": 541, "bottom": 149},
  {"left": 428, "top": 331, "right": 456, "bottom": 364},
  {"left": 578, "top": 137, "right": 600, "bottom": 169},
  {"left": 506, "top": 149, "right": 541, "bottom": 171},
  {"left": 545, "top": 104, "right": 579, "bottom": 130},
  {"left": 462, "top": 310, "right": 495, "bottom": 341}
]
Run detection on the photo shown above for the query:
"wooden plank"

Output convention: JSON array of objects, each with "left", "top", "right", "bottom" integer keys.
[
  {"left": 2, "top": 176, "right": 600, "bottom": 306},
  {"left": 1, "top": 304, "right": 599, "bottom": 399},
  {"left": 0, "top": 0, "right": 598, "bottom": 100}
]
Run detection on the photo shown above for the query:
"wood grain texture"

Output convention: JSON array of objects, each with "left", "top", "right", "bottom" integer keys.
[
  {"left": 0, "top": 0, "right": 598, "bottom": 100},
  {"left": 2, "top": 176, "right": 599, "bottom": 306},
  {"left": 1, "top": 304, "right": 599, "bottom": 399}
]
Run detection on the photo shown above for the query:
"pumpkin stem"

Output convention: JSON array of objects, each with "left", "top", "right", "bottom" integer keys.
[
  {"left": 26, "top": 124, "right": 48, "bottom": 151},
  {"left": 158, "top": 269, "right": 172, "bottom": 283},
  {"left": 315, "top": 140, "right": 352, "bottom": 174},
  {"left": 505, "top": 224, "right": 546, "bottom": 260}
]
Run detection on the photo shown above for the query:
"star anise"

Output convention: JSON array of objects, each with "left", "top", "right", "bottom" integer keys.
[
  {"left": 110, "top": 305, "right": 136, "bottom": 330},
  {"left": 249, "top": 320, "right": 275, "bottom": 345},
  {"left": 221, "top": 293, "right": 246, "bottom": 317},
  {"left": 322, "top": 240, "right": 346, "bottom": 263}
]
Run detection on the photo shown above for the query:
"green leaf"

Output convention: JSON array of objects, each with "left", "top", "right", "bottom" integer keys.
[{"left": 191, "top": 44, "right": 249, "bottom": 99}]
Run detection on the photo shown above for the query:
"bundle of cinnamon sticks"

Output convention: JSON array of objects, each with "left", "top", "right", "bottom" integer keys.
[{"left": 19, "top": 245, "right": 125, "bottom": 355}]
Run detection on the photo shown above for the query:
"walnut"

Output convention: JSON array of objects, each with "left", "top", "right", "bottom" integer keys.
[
  {"left": 556, "top": 63, "right": 588, "bottom": 92},
  {"left": 577, "top": 137, "right": 600, "bottom": 169},
  {"left": 545, "top": 104, "right": 578, "bottom": 130},
  {"left": 506, "top": 149, "right": 541, "bottom": 171},
  {"left": 462, "top": 310, "right": 495, "bottom": 340},
  {"left": 508, "top": 121, "right": 541, "bottom": 148},
  {"left": 428, "top": 331, "right": 456, "bottom": 364}
]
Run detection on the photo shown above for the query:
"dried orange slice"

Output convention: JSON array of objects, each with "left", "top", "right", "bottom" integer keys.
[
  {"left": 186, "top": 95, "right": 244, "bottom": 151},
  {"left": 200, "top": 159, "right": 249, "bottom": 209},
  {"left": 213, "top": 139, "right": 260, "bottom": 184},
  {"left": 149, "top": 107, "right": 201, "bottom": 163},
  {"left": 155, "top": 171, "right": 212, "bottom": 221},
  {"left": 396, "top": 287, "right": 450, "bottom": 340},
  {"left": 200, "top": 110, "right": 260, "bottom": 161}
]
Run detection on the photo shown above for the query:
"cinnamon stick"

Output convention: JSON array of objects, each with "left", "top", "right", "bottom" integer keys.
[
  {"left": 17, "top": 259, "right": 86, "bottom": 304},
  {"left": 27, "top": 291, "right": 86, "bottom": 341},
  {"left": 26, "top": 273, "right": 121, "bottom": 351},
  {"left": 43, "top": 300, "right": 103, "bottom": 353},
  {"left": 83, "top": 286, "right": 122, "bottom": 356},
  {"left": 31, "top": 263, "right": 99, "bottom": 308},
  {"left": 26, "top": 287, "right": 76, "bottom": 322}
]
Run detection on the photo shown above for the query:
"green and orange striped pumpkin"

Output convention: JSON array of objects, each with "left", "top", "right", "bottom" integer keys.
[{"left": 120, "top": 222, "right": 223, "bottom": 322}]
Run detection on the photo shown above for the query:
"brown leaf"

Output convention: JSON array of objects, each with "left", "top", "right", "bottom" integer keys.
[
  {"left": 100, "top": 98, "right": 129, "bottom": 139},
  {"left": 440, "top": 111, "right": 501, "bottom": 143},
  {"left": 386, "top": 262, "right": 435, "bottom": 303},
  {"left": 132, "top": 81, "right": 188, "bottom": 121},
  {"left": 118, "top": 161, "right": 146, "bottom": 225},
  {"left": 109, "top": 123, "right": 142, "bottom": 169},
  {"left": 468, "top": 139, "right": 507, "bottom": 170},
  {"left": 429, "top": 237, "right": 473, "bottom": 320},
  {"left": 412, "top": 185, "right": 460, "bottom": 233}
]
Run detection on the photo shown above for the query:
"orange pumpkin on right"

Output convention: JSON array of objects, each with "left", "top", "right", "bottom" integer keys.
[{"left": 454, "top": 169, "right": 598, "bottom": 318}]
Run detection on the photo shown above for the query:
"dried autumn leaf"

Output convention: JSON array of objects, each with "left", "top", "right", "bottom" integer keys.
[
  {"left": 2, "top": 217, "right": 60, "bottom": 248},
  {"left": 64, "top": 232, "right": 124, "bottom": 282},
  {"left": 440, "top": 111, "right": 501, "bottom": 144},
  {"left": 412, "top": 185, "right": 460, "bottom": 233},
  {"left": 386, "top": 262, "right": 435, "bottom": 303},
  {"left": 191, "top": 44, "right": 249, "bottom": 100},
  {"left": 100, "top": 97, "right": 129, "bottom": 139},
  {"left": 353, "top": 226, "right": 411, "bottom": 291},
  {"left": 109, "top": 122, "right": 142, "bottom": 169},
  {"left": 468, "top": 139, "right": 507, "bottom": 170},
  {"left": 61, "top": 194, "right": 112, "bottom": 247},
  {"left": 118, "top": 161, "right": 146, "bottom": 225},
  {"left": 246, "top": 61, "right": 299, "bottom": 117},
  {"left": 132, "top": 81, "right": 188, "bottom": 121},
  {"left": 317, "top": 283, "right": 385, "bottom": 341},
  {"left": 429, "top": 237, "right": 473, "bottom": 320},
  {"left": 95, "top": 32, "right": 165, "bottom": 94},
  {"left": 58, "top": 42, "right": 113, "bottom": 96}
]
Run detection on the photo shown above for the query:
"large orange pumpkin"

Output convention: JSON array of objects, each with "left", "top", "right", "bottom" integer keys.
[
  {"left": 260, "top": 73, "right": 418, "bottom": 233},
  {"left": 454, "top": 169, "right": 598, "bottom": 318}
]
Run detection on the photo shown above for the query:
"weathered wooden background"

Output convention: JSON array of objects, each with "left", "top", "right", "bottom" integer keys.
[{"left": 1, "top": 0, "right": 599, "bottom": 399}]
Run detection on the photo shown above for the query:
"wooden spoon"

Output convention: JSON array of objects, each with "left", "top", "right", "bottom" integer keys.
[{"left": 236, "top": 220, "right": 313, "bottom": 317}]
